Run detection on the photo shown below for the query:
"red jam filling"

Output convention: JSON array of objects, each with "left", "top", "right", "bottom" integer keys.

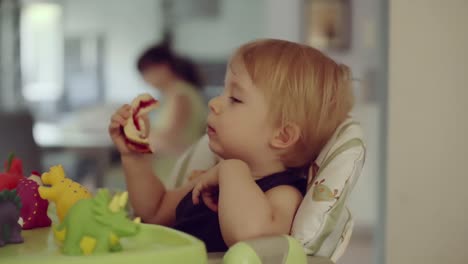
[
  {"left": 132, "top": 98, "right": 158, "bottom": 131},
  {"left": 121, "top": 127, "right": 152, "bottom": 153}
]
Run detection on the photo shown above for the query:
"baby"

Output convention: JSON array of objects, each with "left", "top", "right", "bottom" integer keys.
[{"left": 108, "top": 39, "right": 354, "bottom": 252}]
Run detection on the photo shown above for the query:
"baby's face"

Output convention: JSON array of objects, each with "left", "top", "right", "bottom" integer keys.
[{"left": 206, "top": 56, "right": 276, "bottom": 163}]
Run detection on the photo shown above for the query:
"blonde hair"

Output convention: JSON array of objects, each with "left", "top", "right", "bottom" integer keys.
[{"left": 235, "top": 39, "right": 354, "bottom": 167}]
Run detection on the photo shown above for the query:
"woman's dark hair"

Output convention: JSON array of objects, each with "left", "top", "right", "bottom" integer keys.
[{"left": 137, "top": 43, "right": 203, "bottom": 89}]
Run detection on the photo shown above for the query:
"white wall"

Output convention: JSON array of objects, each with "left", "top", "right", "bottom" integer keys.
[
  {"left": 387, "top": 1, "right": 468, "bottom": 263},
  {"left": 62, "top": 0, "right": 163, "bottom": 102},
  {"left": 175, "top": 0, "right": 266, "bottom": 59},
  {"left": 264, "top": 0, "right": 301, "bottom": 42}
]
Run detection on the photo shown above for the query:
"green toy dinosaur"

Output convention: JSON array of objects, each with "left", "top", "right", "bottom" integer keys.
[{"left": 54, "top": 189, "right": 140, "bottom": 255}]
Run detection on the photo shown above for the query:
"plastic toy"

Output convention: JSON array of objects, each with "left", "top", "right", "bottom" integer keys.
[
  {"left": 223, "top": 235, "right": 307, "bottom": 264},
  {"left": 123, "top": 93, "right": 159, "bottom": 153},
  {"left": 0, "top": 189, "right": 23, "bottom": 247},
  {"left": 16, "top": 173, "right": 51, "bottom": 229},
  {"left": 53, "top": 189, "right": 140, "bottom": 255},
  {"left": 38, "top": 165, "right": 92, "bottom": 222},
  {"left": 0, "top": 154, "right": 24, "bottom": 191}
]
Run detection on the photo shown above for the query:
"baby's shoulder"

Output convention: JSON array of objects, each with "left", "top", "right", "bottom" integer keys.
[{"left": 265, "top": 185, "right": 303, "bottom": 205}]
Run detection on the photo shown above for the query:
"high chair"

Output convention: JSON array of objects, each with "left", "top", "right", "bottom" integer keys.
[{"left": 167, "top": 118, "right": 366, "bottom": 263}]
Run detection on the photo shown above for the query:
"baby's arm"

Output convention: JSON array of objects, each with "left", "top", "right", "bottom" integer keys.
[
  {"left": 122, "top": 154, "right": 196, "bottom": 226},
  {"left": 217, "top": 160, "right": 303, "bottom": 247}
]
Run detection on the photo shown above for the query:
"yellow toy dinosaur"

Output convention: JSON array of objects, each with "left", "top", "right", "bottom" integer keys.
[{"left": 38, "top": 165, "right": 92, "bottom": 222}]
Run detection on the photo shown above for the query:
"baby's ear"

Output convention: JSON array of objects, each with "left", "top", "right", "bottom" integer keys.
[{"left": 270, "top": 123, "right": 301, "bottom": 150}]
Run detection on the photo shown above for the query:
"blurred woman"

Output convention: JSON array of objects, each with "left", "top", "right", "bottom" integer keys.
[{"left": 137, "top": 43, "right": 207, "bottom": 181}]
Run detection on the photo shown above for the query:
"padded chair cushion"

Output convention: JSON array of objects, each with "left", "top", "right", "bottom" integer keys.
[
  {"left": 167, "top": 135, "right": 218, "bottom": 188},
  {"left": 291, "top": 118, "right": 365, "bottom": 258}
]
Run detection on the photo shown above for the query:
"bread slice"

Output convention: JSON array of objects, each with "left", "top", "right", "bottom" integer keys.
[{"left": 122, "top": 93, "right": 159, "bottom": 153}]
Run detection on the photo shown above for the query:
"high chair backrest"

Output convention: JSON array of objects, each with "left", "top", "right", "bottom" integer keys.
[
  {"left": 291, "top": 118, "right": 365, "bottom": 262},
  {"left": 167, "top": 118, "right": 365, "bottom": 262}
]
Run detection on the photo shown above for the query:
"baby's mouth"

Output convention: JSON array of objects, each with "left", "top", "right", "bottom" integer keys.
[{"left": 207, "top": 125, "right": 216, "bottom": 135}]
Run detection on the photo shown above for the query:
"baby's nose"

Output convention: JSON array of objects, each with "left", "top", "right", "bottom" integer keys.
[{"left": 208, "top": 97, "right": 221, "bottom": 114}]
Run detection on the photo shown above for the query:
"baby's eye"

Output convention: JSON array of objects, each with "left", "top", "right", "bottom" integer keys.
[{"left": 229, "top": 97, "right": 242, "bottom": 104}]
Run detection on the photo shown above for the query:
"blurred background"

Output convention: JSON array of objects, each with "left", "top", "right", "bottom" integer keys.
[{"left": 1, "top": 0, "right": 467, "bottom": 264}]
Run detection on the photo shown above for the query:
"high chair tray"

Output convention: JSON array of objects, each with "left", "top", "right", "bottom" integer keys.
[{"left": 0, "top": 223, "right": 207, "bottom": 264}]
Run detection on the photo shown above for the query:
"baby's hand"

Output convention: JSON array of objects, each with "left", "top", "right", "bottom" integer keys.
[
  {"left": 108, "top": 105, "right": 150, "bottom": 155},
  {"left": 109, "top": 104, "right": 132, "bottom": 155},
  {"left": 188, "top": 170, "right": 206, "bottom": 182},
  {"left": 192, "top": 166, "right": 220, "bottom": 212}
]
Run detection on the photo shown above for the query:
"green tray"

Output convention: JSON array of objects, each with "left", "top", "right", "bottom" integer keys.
[{"left": 0, "top": 224, "right": 207, "bottom": 264}]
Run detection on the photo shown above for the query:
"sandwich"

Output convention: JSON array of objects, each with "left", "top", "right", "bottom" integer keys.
[{"left": 122, "top": 93, "right": 159, "bottom": 153}]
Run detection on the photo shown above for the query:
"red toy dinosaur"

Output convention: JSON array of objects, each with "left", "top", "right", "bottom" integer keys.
[
  {"left": 17, "top": 172, "right": 51, "bottom": 229},
  {"left": 0, "top": 154, "right": 24, "bottom": 191},
  {"left": 0, "top": 154, "right": 50, "bottom": 229}
]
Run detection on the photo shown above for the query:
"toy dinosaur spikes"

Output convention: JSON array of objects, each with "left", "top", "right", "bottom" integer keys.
[
  {"left": 108, "top": 192, "right": 128, "bottom": 213},
  {"left": 5, "top": 153, "right": 23, "bottom": 176},
  {"left": 0, "top": 153, "right": 25, "bottom": 191},
  {"left": 118, "top": 192, "right": 128, "bottom": 208},
  {"left": 0, "top": 189, "right": 22, "bottom": 207}
]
